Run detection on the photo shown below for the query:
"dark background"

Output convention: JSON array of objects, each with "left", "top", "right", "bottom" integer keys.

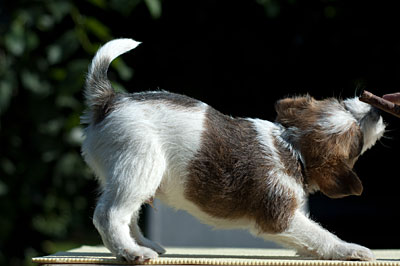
[{"left": 1, "top": 0, "right": 399, "bottom": 265}]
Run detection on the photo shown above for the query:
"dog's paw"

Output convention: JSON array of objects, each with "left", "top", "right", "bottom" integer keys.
[
  {"left": 296, "top": 249, "right": 316, "bottom": 258},
  {"left": 116, "top": 246, "right": 159, "bottom": 263},
  {"left": 333, "top": 243, "right": 375, "bottom": 261},
  {"left": 138, "top": 238, "right": 166, "bottom": 255},
  {"left": 146, "top": 241, "right": 166, "bottom": 255}
]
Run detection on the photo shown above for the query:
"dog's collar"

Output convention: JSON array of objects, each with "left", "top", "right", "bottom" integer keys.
[
  {"left": 298, "top": 153, "right": 306, "bottom": 180},
  {"left": 276, "top": 125, "right": 307, "bottom": 183}
]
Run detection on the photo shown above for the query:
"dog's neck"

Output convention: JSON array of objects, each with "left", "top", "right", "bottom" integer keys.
[
  {"left": 278, "top": 126, "right": 317, "bottom": 194},
  {"left": 279, "top": 126, "right": 305, "bottom": 164}
]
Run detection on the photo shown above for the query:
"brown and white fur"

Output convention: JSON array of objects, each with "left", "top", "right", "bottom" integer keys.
[{"left": 81, "top": 39, "right": 385, "bottom": 262}]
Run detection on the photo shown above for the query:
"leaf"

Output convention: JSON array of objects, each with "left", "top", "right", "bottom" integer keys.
[
  {"left": 47, "top": 30, "right": 80, "bottom": 65},
  {"left": 46, "top": 0, "right": 72, "bottom": 22},
  {"left": 65, "top": 126, "right": 84, "bottom": 146},
  {"left": 0, "top": 74, "right": 15, "bottom": 115},
  {"left": 144, "top": 0, "right": 162, "bottom": 19},
  {"left": 111, "top": 81, "right": 127, "bottom": 93},
  {"left": 37, "top": 14, "right": 55, "bottom": 31},
  {"left": 55, "top": 152, "right": 82, "bottom": 179},
  {"left": 0, "top": 179, "right": 9, "bottom": 196},
  {"left": 112, "top": 58, "right": 134, "bottom": 81},
  {"left": 32, "top": 211, "right": 70, "bottom": 237},
  {"left": 49, "top": 68, "right": 67, "bottom": 81},
  {"left": 60, "top": 59, "right": 90, "bottom": 93},
  {"left": 87, "top": 0, "right": 107, "bottom": 9},
  {"left": 4, "top": 20, "right": 25, "bottom": 56},
  {"left": 26, "top": 31, "right": 39, "bottom": 51},
  {"left": 38, "top": 119, "right": 63, "bottom": 136},
  {"left": 55, "top": 95, "right": 80, "bottom": 109},
  {"left": 109, "top": 0, "right": 141, "bottom": 16},
  {"left": 85, "top": 17, "right": 111, "bottom": 40},
  {"left": 1, "top": 158, "right": 16, "bottom": 176},
  {"left": 47, "top": 44, "right": 63, "bottom": 64},
  {"left": 21, "top": 70, "right": 50, "bottom": 96}
]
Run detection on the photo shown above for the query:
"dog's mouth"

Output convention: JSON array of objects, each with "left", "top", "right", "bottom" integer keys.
[{"left": 359, "top": 108, "right": 386, "bottom": 154}]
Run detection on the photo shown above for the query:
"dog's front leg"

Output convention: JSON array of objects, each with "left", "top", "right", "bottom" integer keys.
[{"left": 274, "top": 211, "right": 375, "bottom": 261}]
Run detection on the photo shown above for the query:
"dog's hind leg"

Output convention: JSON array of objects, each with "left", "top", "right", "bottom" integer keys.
[
  {"left": 92, "top": 143, "right": 166, "bottom": 263},
  {"left": 130, "top": 222, "right": 166, "bottom": 254}
]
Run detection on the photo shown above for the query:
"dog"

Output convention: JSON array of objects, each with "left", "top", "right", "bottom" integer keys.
[{"left": 81, "top": 39, "right": 385, "bottom": 262}]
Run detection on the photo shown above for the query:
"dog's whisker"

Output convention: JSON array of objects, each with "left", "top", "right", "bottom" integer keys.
[
  {"left": 380, "top": 134, "right": 394, "bottom": 140},
  {"left": 378, "top": 139, "right": 392, "bottom": 149}
]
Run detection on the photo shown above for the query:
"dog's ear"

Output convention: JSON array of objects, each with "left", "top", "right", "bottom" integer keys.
[
  {"left": 275, "top": 96, "right": 314, "bottom": 126},
  {"left": 309, "top": 161, "right": 363, "bottom": 199},
  {"left": 275, "top": 95, "right": 313, "bottom": 113}
]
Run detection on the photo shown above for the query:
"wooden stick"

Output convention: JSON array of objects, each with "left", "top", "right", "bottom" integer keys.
[{"left": 359, "top": 90, "right": 400, "bottom": 118}]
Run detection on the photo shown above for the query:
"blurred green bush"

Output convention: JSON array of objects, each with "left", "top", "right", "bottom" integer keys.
[{"left": 0, "top": 0, "right": 160, "bottom": 265}]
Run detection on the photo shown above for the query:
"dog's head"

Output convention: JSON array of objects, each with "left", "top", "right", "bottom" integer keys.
[{"left": 275, "top": 95, "right": 385, "bottom": 198}]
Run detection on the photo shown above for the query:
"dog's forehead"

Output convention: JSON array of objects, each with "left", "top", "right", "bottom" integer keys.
[{"left": 304, "top": 98, "right": 357, "bottom": 135}]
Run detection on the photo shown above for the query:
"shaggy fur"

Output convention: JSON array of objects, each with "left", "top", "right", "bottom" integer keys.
[{"left": 81, "top": 39, "right": 385, "bottom": 263}]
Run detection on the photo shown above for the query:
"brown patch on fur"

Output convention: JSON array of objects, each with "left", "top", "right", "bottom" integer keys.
[
  {"left": 275, "top": 96, "right": 364, "bottom": 198},
  {"left": 307, "top": 159, "right": 363, "bottom": 198},
  {"left": 185, "top": 107, "right": 300, "bottom": 233}
]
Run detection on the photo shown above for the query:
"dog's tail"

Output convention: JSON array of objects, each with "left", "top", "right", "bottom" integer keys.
[{"left": 83, "top": 38, "right": 140, "bottom": 123}]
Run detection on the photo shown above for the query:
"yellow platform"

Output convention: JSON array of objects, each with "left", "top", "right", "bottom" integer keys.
[{"left": 32, "top": 245, "right": 400, "bottom": 266}]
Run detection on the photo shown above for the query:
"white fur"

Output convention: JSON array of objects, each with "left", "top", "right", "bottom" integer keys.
[
  {"left": 344, "top": 98, "right": 386, "bottom": 153},
  {"left": 317, "top": 102, "right": 357, "bottom": 135},
  {"left": 270, "top": 211, "right": 374, "bottom": 260},
  {"left": 344, "top": 97, "right": 372, "bottom": 121},
  {"left": 82, "top": 39, "right": 382, "bottom": 262},
  {"left": 89, "top": 38, "right": 140, "bottom": 76},
  {"left": 84, "top": 38, "right": 140, "bottom": 112},
  {"left": 83, "top": 100, "right": 207, "bottom": 262}
]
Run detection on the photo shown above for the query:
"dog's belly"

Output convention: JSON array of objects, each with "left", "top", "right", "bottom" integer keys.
[{"left": 156, "top": 180, "right": 255, "bottom": 230}]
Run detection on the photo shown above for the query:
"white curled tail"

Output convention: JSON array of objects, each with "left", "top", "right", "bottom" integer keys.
[{"left": 83, "top": 38, "right": 140, "bottom": 123}]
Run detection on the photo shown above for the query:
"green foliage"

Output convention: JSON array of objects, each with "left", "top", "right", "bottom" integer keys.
[{"left": 0, "top": 0, "right": 160, "bottom": 265}]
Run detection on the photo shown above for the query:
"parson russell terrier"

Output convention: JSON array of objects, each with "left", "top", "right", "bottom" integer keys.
[{"left": 81, "top": 39, "right": 385, "bottom": 262}]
